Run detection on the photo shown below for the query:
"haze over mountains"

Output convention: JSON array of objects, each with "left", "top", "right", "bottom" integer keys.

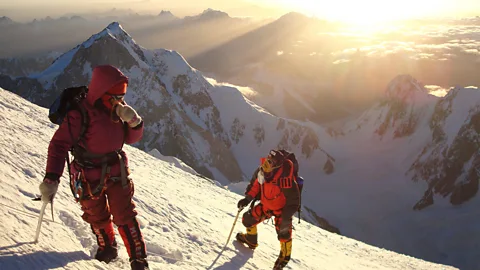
[{"left": 1, "top": 10, "right": 479, "bottom": 126}]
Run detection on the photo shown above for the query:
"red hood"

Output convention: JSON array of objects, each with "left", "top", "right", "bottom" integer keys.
[{"left": 87, "top": 65, "right": 128, "bottom": 105}]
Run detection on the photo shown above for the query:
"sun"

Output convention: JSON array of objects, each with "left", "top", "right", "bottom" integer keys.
[{"left": 276, "top": 0, "right": 446, "bottom": 25}]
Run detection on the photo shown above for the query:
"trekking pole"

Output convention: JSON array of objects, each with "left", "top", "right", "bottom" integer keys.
[
  {"left": 34, "top": 201, "right": 48, "bottom": 243},
  {"left": 224, "top": 207, "right": 244, "bottom": 247},
  {"left": 207, "top": 207, "right": 245, "bottom": 270}
]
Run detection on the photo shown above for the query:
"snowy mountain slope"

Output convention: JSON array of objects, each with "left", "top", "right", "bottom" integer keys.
[
  {"left": 408, "top": 86, "right": 480, "bottom": 208},
  {"left": 0, "top": 87, "right": 456, "bottom": 270},
  {"left": 321, "top": 75, "right": 480, "bottom": 269},
  {"left": 341, "top": 75, "right": 438, "bottom": 139},
  {"left": 337, "top": 75, "right": 480, "bottom": 210}
]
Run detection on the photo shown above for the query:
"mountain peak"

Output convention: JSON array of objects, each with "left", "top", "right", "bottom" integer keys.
[
  {"left": 34, "top": 21, "right": 143, "bottom": 87},
  {"left": 81, "top": 21, "right": 134, "bottom": 50},
  {"left": 185, "top": 8, "right": 229, "bottom": 21},
  {"left": 159, "top": 10, "right": 174, "bottom": 16},
  {"left": 385, "top": 74, "right": 428, "bottom": 101},
  {"left": 0, "top": 16, "right": 14, "bottom": 25},
  {"left": 278, "top": 12, "right": 310, "bottom": 21},
  {"left": 104, "top": 21, "right": 126, "bottom": 36},
  {"left": 201, "top": 8, "right": 229, "bottom": 17}
]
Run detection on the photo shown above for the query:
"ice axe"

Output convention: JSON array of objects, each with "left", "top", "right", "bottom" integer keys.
[{"left": 32, "top": 196, "right": 54, "bottom": 243}]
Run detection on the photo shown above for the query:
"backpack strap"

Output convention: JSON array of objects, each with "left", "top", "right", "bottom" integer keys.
[{"left": 65, "top": 103, "right": 89, "bottom": 151}]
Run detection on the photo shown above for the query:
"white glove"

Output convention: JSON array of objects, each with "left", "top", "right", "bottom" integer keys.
[
  {"left": 116, "top": 103, "right": 142, "bottom": 128},
  {"left": 39, "top": 178, "right": 58, "bottom": 203}
]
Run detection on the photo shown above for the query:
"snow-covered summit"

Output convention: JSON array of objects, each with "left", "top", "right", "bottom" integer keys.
[
  {"left": 385, "top": 74, "right": 430, "bottom": 102},
  {"left": 341, "top": 75, "right": 438, "bottom": 139},
  {"left": 102, "top": 21, "right": 129, "bottom": 37}
]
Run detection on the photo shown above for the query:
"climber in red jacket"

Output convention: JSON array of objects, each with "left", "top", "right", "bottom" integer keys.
[
  {"left": 236, "top": 149, "right": 301, "bottom": 269},
  {"left": 39, "top": 65, "right": 148, "bottom": 270}
]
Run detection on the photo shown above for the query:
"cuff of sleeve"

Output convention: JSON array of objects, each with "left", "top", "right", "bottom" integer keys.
[
  {"left": 45, "top": 172, "right": 61, "bottom": 182},
  {"left": 130, "top": 119, "right": 143, "bottom": 129}
]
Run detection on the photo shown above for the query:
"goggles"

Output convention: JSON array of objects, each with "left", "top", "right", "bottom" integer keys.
[{"left": 261, "top": 157, "right": 278, "bottom": 173}]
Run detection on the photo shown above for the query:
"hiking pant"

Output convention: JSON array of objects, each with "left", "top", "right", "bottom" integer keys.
[
  {"left": 80, "top": 179, "right": 137, "bottom": 227},
  {"left": 81, "top": 179, "right": 147, "bottom": 260},
  {"left": 242, "top": 203, "right": 293, "bottom": 242}
]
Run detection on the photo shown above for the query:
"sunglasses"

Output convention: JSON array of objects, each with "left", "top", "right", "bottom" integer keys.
[{"left": 108, "top": 94, "right": 125, "bottom": 101}]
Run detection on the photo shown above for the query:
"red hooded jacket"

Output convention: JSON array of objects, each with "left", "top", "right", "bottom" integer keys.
[{"left": 46, "top": 65, "right": 143, "bottom": 182}]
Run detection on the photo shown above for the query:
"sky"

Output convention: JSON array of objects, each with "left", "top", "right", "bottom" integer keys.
[
  {"left": 1, "top": 0, "right": 479, "bottom": 22},
  {"left": 0, "top": 87, "right": 457, "bottom": 270}
]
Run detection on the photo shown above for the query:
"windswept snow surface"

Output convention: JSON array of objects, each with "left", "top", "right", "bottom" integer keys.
[{"left": 0, "top": 88, "right": 456, "bottom": 270}]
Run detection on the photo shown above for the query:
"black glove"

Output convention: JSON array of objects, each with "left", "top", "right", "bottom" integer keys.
[{"left": 237, "top": 196, "right": 252, "bottom": 209}]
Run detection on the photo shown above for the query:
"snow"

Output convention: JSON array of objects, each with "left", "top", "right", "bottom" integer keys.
[
  {"left": 154, "top": 49, "right": 197, "bottom": 78},
  {"left": 148, "top": 149, "right": 198, "bottom": 175},
  {"left": 0, "top": 87, "right": 456, "bottom": 270},
  {"left": 443, "top": 87, "right": 480, "bottom": 147}
]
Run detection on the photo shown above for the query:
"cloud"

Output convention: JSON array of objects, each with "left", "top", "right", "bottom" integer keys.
[
  {"left": 205, "top": 77, "right": 258, "bottom": 99},
  {"left": 333, "top": 59, "right": 350, "bottom": 64},
  {"left": 327, "top": 21, "right": 480, "bottom": 62},
  {"left": 425, "top": 85, "right": 450, "bottom": 97}
]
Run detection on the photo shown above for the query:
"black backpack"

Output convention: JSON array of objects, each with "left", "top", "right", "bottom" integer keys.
[
  {"left": 48, "top": 86, "right": 89, "bottom": 146},
  {"left": 278, "top": 150, "right": 305, "bottom": 223},
  {"left": 278, "top": 149, "right": 303, "bottom": 192},
  {"left": 48, "top": 86, "right": 90, "bottom": 199}
]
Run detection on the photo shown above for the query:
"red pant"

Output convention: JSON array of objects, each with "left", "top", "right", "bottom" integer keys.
[
  {"left": 81, "top": 178, "right": 147, "bottom": 260},
  {"left": 80, "top": 179, "right": 136, "bottom": 228},
  {"left": 242, "top": 203, "right": 293, "bottom": 242}
]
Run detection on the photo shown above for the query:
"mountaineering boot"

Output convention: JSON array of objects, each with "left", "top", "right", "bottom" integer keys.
[
  {"left": 118, "top": 218, "right": 148, "bottom": 267},
  {"left": 273, "top": 239, "right": 292, "bottom": 269},
  {"left": 236, "top": 225, "right": 258, "bottom": 249},
  {"left": 91, "top": 223, "right": 118, "bottom": 263},
  {"left": 95, "top": 240, "right": 118, "bottom": 263},
  {"left": 130, "top": 258, "right": 149, "bottom": 270}
]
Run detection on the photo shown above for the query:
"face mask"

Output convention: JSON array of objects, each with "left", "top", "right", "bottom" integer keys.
[{"left": 257, "top": 170, "right": 265, "bottom": 185}]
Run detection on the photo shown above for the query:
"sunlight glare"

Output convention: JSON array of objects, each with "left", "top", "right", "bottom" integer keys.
[{"left": 280, "top": 0, "right": 448, "bottom": 25}]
